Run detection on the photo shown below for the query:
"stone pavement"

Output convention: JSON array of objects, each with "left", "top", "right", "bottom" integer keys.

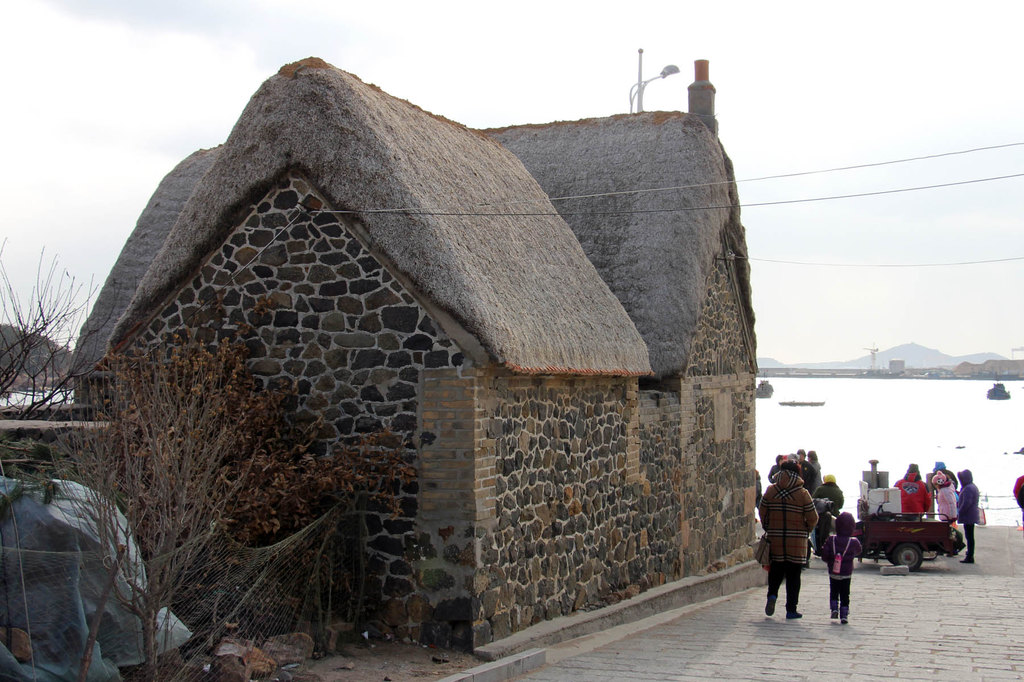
[{"left": 513, "top": 524, "right": 1024, "bottom": 681}]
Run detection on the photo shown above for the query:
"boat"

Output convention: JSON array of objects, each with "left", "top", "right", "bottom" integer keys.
[
  {"left": 987, "top": 383, "right": 1011, "bottom": 400},
  {"left": 779, "top": 401, "right": 825, "bottom": 407},
  {"left": 756, "top": 380, "right": 774, "bottom": 399}
]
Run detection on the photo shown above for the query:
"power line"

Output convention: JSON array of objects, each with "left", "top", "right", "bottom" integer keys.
[
  {"left": 732, "top": 172, "right": 1024, "bottom": 211},
  {"left": 733, "top": 142, "right": 1024, "bottom": 184},
  {"left": 314, "top": 171, "right": 1024, "bottom": 218},
  {"left": 748, "top": 255, "right": 1024, "bottom": 268},
  {"left": 541, "top": 141, "right": 1024, "bottom": 204}
]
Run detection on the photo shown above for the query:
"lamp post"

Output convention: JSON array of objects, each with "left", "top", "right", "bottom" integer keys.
[{"left": 629, "top": 48, "right": 680, "bottom": 113}]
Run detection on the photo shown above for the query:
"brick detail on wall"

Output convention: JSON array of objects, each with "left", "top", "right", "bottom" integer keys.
[{"left": 419, "top": 368, "right": 495, "bottom": 524}]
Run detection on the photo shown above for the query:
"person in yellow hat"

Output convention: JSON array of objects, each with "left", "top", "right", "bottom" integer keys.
[{"left": 813, "top": 474, "right": 845, "bottom": 513}]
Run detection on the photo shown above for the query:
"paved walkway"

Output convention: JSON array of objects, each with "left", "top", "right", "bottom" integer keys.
[{"left": 516, "top": 525, "right": 1024, "bottom": 681}]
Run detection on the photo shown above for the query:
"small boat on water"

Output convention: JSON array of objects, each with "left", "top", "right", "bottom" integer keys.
[
  {"left": 756, "top": 380, "right": 774, "bottom": 399},
  {"left": 987, "top": 383, "right": 1011, "bottom": 400},
  {"left": 779, "top": 400, "right": 825, "bottom": 407}
]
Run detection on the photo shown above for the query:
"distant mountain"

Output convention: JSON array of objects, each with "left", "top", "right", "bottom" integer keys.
[{"left": 758, "top": 342, "right": 1007, "bottom": 370}]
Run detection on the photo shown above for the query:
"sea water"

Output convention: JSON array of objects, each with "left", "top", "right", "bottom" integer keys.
[{"left": 756, "top": 377, "right": 1024, "bottom": 526}]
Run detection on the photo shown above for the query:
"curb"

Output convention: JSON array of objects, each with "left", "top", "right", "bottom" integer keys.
[
  {"left": 468, "top": 560, "right": 763, "bottom": 672},
  {"left": 436, "top": 648, "right": 545, "bottom": 682}
]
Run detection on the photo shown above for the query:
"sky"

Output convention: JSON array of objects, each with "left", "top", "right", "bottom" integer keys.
[{"left": 2, "top": 0, "right": 1022, "bottom": 365}]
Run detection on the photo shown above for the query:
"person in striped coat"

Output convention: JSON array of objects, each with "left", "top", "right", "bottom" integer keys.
[{"left": 758, "top": 460, "right": 818, "bottom": 619}]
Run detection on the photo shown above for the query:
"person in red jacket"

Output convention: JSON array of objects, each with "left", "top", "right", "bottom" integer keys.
[
  {"left": 895, "top": 464, "right": 931, "bottom": 517},
  {"left": 1014, "top": 474, "right": 1024, "bottom": 538}
]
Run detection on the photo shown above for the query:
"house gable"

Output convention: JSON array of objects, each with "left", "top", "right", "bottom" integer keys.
[{"left": 133, "top": 172, "right": 467, "bottom": 451}]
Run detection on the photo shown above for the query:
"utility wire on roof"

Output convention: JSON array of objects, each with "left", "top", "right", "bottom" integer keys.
[
  {"left": 746, "top": 255, "right": 1024, "bottom": 268},
  {"left": 311, "top": 171, "right": 1024, "bottom": 218},
  {"left": 299, "top": 141, "right": 1024, "bottom": 215},
  {"left": 733, "top": 141, "right": 1024, "bottom": 184},
  {"left": 542, "top": 141, "right": 1024, "bottom": 204}
]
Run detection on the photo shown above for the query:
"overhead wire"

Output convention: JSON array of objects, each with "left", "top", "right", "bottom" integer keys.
[
  {"left": 544, "top": 141, "right": 1024, "bottom": 204},
  {"left": 747, "top": 255, "right": 1024, "bottom": 268},
  {"left": 301, "top": 140, "right": 1024, "bottom": 215},
  {"left": 310, "top": 171, "right": 1024, "bottom": 218},
  {"left": 293, "top": 143, "right": 1024, "bottom": 269}
]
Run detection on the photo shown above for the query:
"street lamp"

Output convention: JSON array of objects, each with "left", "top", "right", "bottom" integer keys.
[{"left": 629, "top": 48, "right": 680, "bottom": 113}]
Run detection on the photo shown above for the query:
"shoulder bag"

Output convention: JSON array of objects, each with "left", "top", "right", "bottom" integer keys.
[{"left": 755, "top": 534, "right": 771, "bottom": 565}]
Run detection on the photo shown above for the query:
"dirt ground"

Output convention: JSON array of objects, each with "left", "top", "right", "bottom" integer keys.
[{"left": 301, "top": 640, "right": 481, "bottom": 681}]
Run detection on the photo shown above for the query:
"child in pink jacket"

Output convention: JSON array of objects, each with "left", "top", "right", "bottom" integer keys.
[
  {"left": 933, "top": 471, "right": 958, "bottom": 522},
  {"left": 819, "top": 512, "right": 862, "bottom": 624}
]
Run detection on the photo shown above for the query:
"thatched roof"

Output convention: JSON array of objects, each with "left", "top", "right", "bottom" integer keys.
[
  {"left": 110, "top": 58, "right": 650, "bottom": 376},
  {"left": 75, "top": 148, "right": 220, "bottom": 371},
  {"left": 487, "top": 113, "right": 754, "bottom": 378}
]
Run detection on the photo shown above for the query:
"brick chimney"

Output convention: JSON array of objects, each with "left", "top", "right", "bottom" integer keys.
[{"left": 687, "top": 59, "right": 717, "bottom": 134}]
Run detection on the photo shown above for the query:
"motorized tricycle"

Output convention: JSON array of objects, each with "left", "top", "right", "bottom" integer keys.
[{"left": 855, "top": 511, "right": 962, "bottom": 571}]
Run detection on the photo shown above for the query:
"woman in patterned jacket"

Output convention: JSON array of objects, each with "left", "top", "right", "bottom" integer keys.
[{"left": 758, "top": 460, "right": 818, "bottom": 619}]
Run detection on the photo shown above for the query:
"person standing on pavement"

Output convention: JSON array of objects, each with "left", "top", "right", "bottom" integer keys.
[
  {"left": 933, "top": 471, "right": 957, "bottom": 522},
  {"left": 957, "top": 469, "right": 981, "bottom": 564},
  {"left": 811, "top": 474, "right": 844, "bottom": 551},
  {"left": 797, "top": 450, "right": 819, "bottom": 493},
  {"left": 819, "top": 511, "right": 861, "bottom": 624},
  {"left": 1014, "top": 473, "right": 1024, "bottom": 538},
  {"left": 758, "top": 460, "right": 818, "bottom": 620},
  {"left": 755, "top": 469, "right": 763, "bottom": 511},
  {"left": 895, "top": 464, "right": 931, "bottom": 517},
  {"left": 813, "top": 474, "right": 845, "bottom": 513},
  {"left": 929, "top": 461, "right": 958, "bottom": 492},
  {"left": 803, "top": 451, "right": 822, "bottom": 493},
  {"left": 768, "top": 455, "right": 784, "bottom": 484}
]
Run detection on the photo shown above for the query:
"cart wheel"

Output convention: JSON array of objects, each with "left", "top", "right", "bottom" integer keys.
[{"left": 890, "top": 543, "right": 923, "bottom": 571}]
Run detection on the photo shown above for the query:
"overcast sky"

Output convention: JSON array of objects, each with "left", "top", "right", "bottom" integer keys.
[{"left": 2, "top": 0, "right": 1022, "bottom": 364}]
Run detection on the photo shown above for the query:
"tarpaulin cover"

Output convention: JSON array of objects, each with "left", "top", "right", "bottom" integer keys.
[{"left": 0, "top": 477, "right": 191, "bottom": 681}]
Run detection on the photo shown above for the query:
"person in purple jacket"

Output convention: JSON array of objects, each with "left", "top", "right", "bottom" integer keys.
[
  {"left": 819, "top": 512, "right": 862, "bottom": 624},
  {"left": 957, "top": 469, "right": 981, "bottom": 564}
]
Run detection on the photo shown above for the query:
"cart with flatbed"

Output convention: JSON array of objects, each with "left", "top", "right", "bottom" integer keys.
[{"left": 855, "top": 513, "right": 961, "bottom": 571}]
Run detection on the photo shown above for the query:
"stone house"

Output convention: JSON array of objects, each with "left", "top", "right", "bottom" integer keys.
[{"left": 79, "top": 57, "right": 757, "bottom": 650}]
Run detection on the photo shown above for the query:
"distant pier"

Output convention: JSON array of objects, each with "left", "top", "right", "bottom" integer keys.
[
  {"left": 760, "top": 367, "right": 865, "bottom": 378},
  {"left": 758, "top": 367, "right": 1019, "bottom": 379}
]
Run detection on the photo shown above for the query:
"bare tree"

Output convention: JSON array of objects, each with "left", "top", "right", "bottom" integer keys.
[
  {"left": 57, "top": 334, "right": 415, "bottom": 679},
  {"left": 60, "top": 338, "right": 287, "bottom": 679},
  {"left": 0, "top": 242, "right": 96, "bottom": 419}
]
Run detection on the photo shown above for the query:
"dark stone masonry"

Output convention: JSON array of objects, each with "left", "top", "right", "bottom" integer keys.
[
  {"left": 127, "top": 172, "right": 755, "bottom": 650},
  {"left": 139, "top": 174, "right": 462, "bottom": 452}
]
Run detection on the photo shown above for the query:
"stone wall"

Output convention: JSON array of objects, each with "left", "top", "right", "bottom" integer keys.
[
  {"left": 419, "top": 254, "right": 757, "bottom": 647},
  {"left": 118, "top": 171, "right": 755, "bottom": 651},
  {"left": 484, "top": 374, "right": 643, "bottom": 639},
  {"left": 678, "top": 255, "right": 757, "bottom": 574},
  {"left": 134, "top": 173, "right": 464, "bottom": 452},
  {"left": 130, "top": 173, "right": 466, "bottom": 617},
  {"left": 411, "top": 370, "right": 650, "bottom": 649},
  {"left": 636, "top": 390, "right": 684, "bottom": 574}
]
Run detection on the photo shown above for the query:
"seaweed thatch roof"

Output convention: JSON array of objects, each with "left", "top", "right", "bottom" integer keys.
[
  {"left": 487, "top": 113, "right": 754, "bottom": 378},
  {"left": 109, "top": 58, "right": 650, "bottom": 376},
  {"left": 75, "top": 148, "right": 220, "bottom": 371}
]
